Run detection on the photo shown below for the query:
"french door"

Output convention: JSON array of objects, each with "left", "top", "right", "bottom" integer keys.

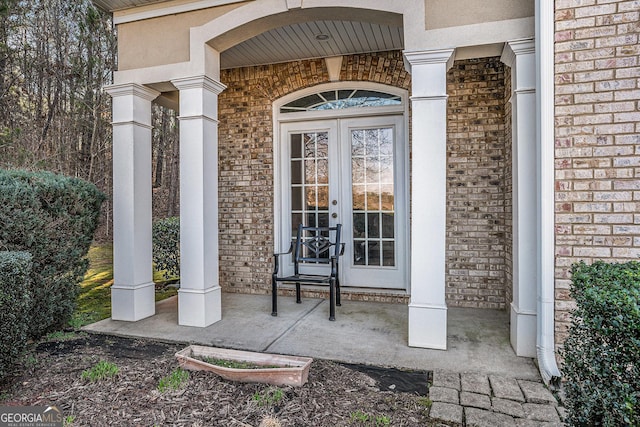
[{"left": 279, "top": 115, "right": 407, "bottom": 289}]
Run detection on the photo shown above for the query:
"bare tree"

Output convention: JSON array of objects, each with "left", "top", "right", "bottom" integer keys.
[{"left": 0, "top": 0, "right": 181, "bottom": 238}]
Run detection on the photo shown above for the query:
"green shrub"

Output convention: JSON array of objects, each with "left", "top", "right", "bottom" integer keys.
[
  {"left": 561, "top": 261, "right": 640, "bottom": 427},
  {"left": 0, "top": 169, "right": 105, "bottom": 338},
  {"left": 152, "top": 217, "right": 180, "bottom": 279},
  {"left": 0, "top": 251, "right": 32, "bottom": 380}
]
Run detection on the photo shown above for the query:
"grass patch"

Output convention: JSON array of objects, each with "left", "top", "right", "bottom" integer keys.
[
  {"left": 349, "top": 410, "right": 390, "bottom": 426},
  {"left": 72, "top": 244, "right": 179, "bottom": 328},
  {"left": 252, "top": 388, "right": 285, "bottom": 407},
  {"left": 158, "top": 368, "right": 189, "bottom": 392},
  {"left": 417, "top": 397, "right": 432, "bottom": 409},
  {"left": 81, "top": 361, "right": 119, "bottom": 381}
]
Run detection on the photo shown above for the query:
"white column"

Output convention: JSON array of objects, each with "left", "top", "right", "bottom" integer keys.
[
  {"left": 172, "top": 76, "right": 226, "bottom": 327},
  {"left": 501, "top": 39, "right": 537, "bottom": 357},
  {"left": 403, "top": 49, "right": 454, "bottom": 350},
  {"left": 105, "top": 83, "right": 159, "bottom": 321}
]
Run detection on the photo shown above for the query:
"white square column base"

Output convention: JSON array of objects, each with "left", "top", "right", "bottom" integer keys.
[
  {"left": 111, "top": 282, "right": 156, "bottom": 321},
  {"left": 408, "top": 303, "right": 448, "bottom": 350},
  {"left": 178, "top": 286, "right": 222, "bottom": 327},
  {"left": 510, "top": 304, "right": 537, "bottom": 357}
]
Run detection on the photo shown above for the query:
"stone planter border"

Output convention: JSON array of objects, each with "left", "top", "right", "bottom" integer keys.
[{"left": 175, "top": 345, "right": 312, "bottom": 387}]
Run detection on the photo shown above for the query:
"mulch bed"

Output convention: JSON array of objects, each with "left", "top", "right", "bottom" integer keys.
[{"left": 1, "top": 333, "right": 443, "bottom": 426}]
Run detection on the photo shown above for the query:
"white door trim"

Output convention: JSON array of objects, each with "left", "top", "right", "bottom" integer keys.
[{"left": 273, "top": 82, "right": 409, "bottom": 290}]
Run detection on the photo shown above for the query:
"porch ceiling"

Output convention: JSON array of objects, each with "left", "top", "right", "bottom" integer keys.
[{"left": 220, "top": 20, "right": 404, "bottom": 69}]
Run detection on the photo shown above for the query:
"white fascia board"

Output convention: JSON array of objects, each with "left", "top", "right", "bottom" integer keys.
[{"left": 113, "top": 0, "right": 252, "bottom": 25}]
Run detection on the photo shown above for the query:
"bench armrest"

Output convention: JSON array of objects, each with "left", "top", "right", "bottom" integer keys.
[
  {"left": 274, "top": 242, "right": 294, "bottom": 257},
  {"left": 273, "top": 242, "right": 294, "bottom": 275}
]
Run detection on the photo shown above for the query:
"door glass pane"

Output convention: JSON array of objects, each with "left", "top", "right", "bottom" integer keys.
[
  {"left": 317, "top": 133, "right": 328, "bottom": 157},
  {"left": 352, "top": 185, "right": 365, "bottom": 210},
  {"left": 353, "top": 213, "right": 366, "bottom": 238},
  {"left": 317, "top": 185, "right": 329, "bottom": 209},
  {"left": 382, "top": 213, "right": 394, "bottom": 238},
  {"left": 290, "top": 131, "right": 330, "bottom": 245},
  {"left": 366, "top": 185, "right": 381, "bottom": 210},
  {"left": 351, "top": 127, "right": 395, "bottom": 267},
  {"left": 291, "top": 134, "right": 302, "bottom": 158},
  {"left": 353, "top": 239, "right": 366, "bottom": 265},
  {"left": 382, "top": 241, "right": 395, "bottom": 266},
  {"left": 291, "top": 187, "right": 302, "bottom": 210},
  {"left": 368, "top": 241, "right": 380, "bottom": 266},
  {"left": 291, "top": 160, "right": 302, "bottom": 185},
  {"left": 317, "top": 159, "right": 329, "bottom": 184},
  {"left": 367, "top": 212, "right": 380, "bottom": 238}
]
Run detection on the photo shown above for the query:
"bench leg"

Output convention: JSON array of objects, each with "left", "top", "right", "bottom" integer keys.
[
  {"left": 296, "top": 283, "right": 301, "bottom": 303},
  {"left": 329, "top": 277, "right": 336, "bottom": 321},
  {"left": 336, "top": 277, "right": 341, "bottom": 306},
  {"left": 271, "top": 275, "right": 278, "bottom": 316}
]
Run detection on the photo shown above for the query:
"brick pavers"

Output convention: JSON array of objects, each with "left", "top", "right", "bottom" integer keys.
[{"left": 428, "top": 371, "right": 564, "bottom": 426}]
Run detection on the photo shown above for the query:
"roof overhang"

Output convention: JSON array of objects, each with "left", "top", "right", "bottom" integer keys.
[{"left": 93, "top": 0, "right": 249, "bottom": 23}]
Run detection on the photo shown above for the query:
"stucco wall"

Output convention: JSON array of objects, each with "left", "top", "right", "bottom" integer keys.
[
  {"left": 554, "top": 0, "right": 640, "bottom": 348},
  {"left": 425, "top": 0, "right": 534, "bottom": 30},
  {"left": 116, "top": 3, "right": 243, "bottom": 70},
  {"left": 445, "top": 57, "right": 510, "bottom": 309}
]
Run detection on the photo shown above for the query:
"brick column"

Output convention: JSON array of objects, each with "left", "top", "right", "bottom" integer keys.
[
  {"left": 172, "top": 76, "right": 226, "bottom": 327},
  {"left": 105, "top": 83, "right": 159, "bottom": 321},
  {"left": 404, "top": 49, "right": 454, "bottom": 349},
  {"left": 501, "top": 38, "right": 537, "bottom": 357}
]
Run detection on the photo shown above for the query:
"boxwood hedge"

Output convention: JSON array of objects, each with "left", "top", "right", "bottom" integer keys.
[
  {"left": 152, "top": 216, "right": 180, "bottom": 279},
  {"left": 561, "top": 261, "right": 640, "bottom": 426},
  {"left": 0, "top": 251, "right": 32, "bottom": 380},
  {"left": 0, "top": 169, "right": 104, "bottom": 338}
]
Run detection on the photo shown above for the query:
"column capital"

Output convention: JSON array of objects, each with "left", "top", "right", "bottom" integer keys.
[
  {"left": 403, "top": 49, "right": 455, "bottom": 74},
  {"left": 404, "top": 49, "right": 454, "bottom": 99},
  {"left": 106, "top": 83, "right": 158, "bottom": 127},
  {"left": 500, "top": 38, "right": 535, "bottom": 68},
  {"left": 172, "top": 75, "right": 226, "bottom": 94},
  {"left": 104, "top": 83, "right": 160, "bottom": 101}
]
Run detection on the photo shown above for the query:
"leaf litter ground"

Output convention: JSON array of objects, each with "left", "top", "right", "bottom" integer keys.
[{"left": 2, "top": 333, "right": 450, "bottom": 426}]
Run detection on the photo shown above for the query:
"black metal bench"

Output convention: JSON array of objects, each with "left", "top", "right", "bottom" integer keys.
[{"left": 272, "top": 224, "right": 344, "bottom": 320}]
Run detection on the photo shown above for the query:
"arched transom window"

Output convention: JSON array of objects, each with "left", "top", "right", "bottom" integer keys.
[{"left": 280, "top": 89, "right": 401, "bottom": 113}]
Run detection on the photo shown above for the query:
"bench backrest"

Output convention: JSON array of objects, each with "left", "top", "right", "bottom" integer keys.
[{"left": 293, "top": 224, "right": 342, "bottom": 274}]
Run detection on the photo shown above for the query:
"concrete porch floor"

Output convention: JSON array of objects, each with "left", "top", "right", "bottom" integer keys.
[{"left": 84, "top": 293, "right": 541, "bottom": 380}]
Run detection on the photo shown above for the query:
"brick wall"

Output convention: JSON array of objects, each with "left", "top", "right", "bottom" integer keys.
[
  {"left": 217, "top": 52, "right": 516, "bottom": 310},
  {"left": 554, "top": 0, "right": 640, "bottom": 347},
  {"left": 445, "top": 57, "right": 510, "bottom": 309},
  {"left": 217, "top": 51, "right": 411, "bottom": 294}
]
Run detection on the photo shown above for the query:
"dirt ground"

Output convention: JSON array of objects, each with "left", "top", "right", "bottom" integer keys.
[{"left": 1, "top": 333, "right": 445, "bottom": 426}]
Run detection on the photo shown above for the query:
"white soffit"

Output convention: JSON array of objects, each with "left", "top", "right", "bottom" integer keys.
[
  {"left": 220, "top": 20, "right": 404, "bottom": 69},
  {"left": 93, "top": 0, "right": 249, "bottom": 23}
]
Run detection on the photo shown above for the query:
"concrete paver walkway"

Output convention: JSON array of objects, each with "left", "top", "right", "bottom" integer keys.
[{"left": 428, "top": 370, "right": 564, "bottom": 426}]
